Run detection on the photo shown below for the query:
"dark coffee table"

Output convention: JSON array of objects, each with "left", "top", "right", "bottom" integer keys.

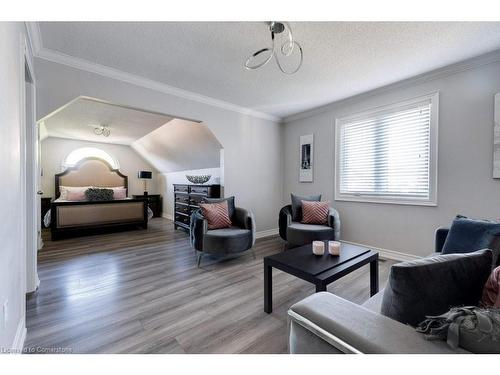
[{"left": 264, "top": 242, "right": 379, "bottom": 313}]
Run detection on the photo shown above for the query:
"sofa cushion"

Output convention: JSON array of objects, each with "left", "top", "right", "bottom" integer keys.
[
  {"left": 287, "top": 222, "right": 335, "bottom": 247},
  {"left": 441, "top": 215, "right": 500, "bottom": 254},
  {"left": 381, "top": 249, "right": 493, "bottom": 327},
  {"left": 203, "top": 227, "right": 252, "bottom": 254},
  {"left": 203, "top": 196, "right": 235, "bottom": 219},
  {"left": 301, "top": 200, "right": 330, "bottom": 225},
  {"left": 291, "top": 193, "right": 321, "bottom": 221},
  {"left": 199, "top": 201, "right": 232, "bottom": 230}
]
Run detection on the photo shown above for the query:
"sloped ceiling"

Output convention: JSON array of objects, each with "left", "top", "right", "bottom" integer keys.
[
  {"left": 40, "top": 97, "right": 222, "bottom": 173},
  {"left": 41, "top": 97, "right": 173, "bottom": 145},
  {"left": 132, "top": 118, "right": 222, "bottom": 173}
]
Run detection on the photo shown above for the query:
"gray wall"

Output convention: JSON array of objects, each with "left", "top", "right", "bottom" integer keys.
[
  {"left": 283, "top": 61, "right": 500, "bottom": 257},
  {"left": 35, "top": 58, "right": 283, "bottom": 231},
  {"left": 41, "top": 137, "right": 161, "bottom": 198}
]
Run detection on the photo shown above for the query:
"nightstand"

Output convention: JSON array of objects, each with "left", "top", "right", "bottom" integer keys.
[{"left": 132, "top": 194, "right": 162, "bottom": 218}]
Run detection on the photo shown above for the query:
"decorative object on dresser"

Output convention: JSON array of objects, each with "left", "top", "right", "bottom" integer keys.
[
  {"left": 185, "top": 175, "right": 211, "bottom": 184},
  {"left": 133, "top": 194, "right": 162, "bottom": 218},
  {"left": 173, "top": 184, "right": 220, "bottom": 231},
  {"left": 138, "top": 170, "right": 153, "bottom": 195},
  {"left": 41, "top": 197, "right": 52, "bottom": 228}
]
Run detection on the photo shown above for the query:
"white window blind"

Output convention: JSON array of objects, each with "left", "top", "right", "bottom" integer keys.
[{"left": 335, "top": 94, "right": 438, "bottom": 205}]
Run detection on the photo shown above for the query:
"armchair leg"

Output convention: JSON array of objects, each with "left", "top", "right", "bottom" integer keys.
[
  {"left": 282, "top": 242, "right": 288, "bottom": 252},
  {"left": 197, "top": 253, "right": 203, "bottom": 268}
]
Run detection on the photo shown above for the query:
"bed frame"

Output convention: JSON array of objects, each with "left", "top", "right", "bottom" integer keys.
[{"left": 51, "top": 157, "right": 148, "bottom": 240}]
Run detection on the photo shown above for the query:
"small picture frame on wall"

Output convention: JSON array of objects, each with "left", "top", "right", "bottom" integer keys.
[
  {"left": 494, "top": 93, "right": 500, "bottom": 178},
  {"left": 299, "top": 134, "right": 314, "bottom": 182}
]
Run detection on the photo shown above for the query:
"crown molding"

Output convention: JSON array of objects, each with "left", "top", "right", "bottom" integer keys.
[
  {"left": 25, "top": 22, "right": 281, "bottom": 123},
  {"left": 283, "top": 48, "right": 500, "bottom": 123}
]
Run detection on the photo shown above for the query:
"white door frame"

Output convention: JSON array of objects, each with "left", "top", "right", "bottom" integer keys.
[{"left": 20, "top": 34, "right": 39, "bottom": 294}]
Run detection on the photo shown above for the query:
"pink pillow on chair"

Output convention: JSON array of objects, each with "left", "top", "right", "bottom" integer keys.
[
  {"left": 481, "top": 266, "right": 500, "bottom": 308},
  {"left": 301, "top": 200, "right": 330, "bottom": 225},
  {"left": 199, "top": 201, "right": 232, "bottom": 230}
]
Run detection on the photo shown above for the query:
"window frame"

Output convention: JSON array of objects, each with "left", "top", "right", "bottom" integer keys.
[
  {"left": 62, "top": 147, "right": 120, "bottom": 170},
  {"left": 334, "top": 92, "right": 439, "bottom": 206}
]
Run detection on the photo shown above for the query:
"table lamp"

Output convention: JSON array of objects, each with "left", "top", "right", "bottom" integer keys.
[{"left": 138, "top": 171, "right": 152, "bottom": 195}]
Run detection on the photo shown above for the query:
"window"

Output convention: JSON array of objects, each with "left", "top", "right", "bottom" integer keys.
[
  {"left": 63, "top": 147, "right": 119, "bottom": 169},
  {"left": 335, "top": 93, "right": 438, "bottom": 206}
]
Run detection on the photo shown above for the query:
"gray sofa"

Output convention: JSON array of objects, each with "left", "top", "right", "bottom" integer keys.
[
  {"left": 190, "top": 206, "right": 256, "bottom": 267},
  {"left": 279, "top": 204, "right": 340, "bottom": 249},
  {"left": 288, "top": 228, "right": 500, "bottom": 354}
]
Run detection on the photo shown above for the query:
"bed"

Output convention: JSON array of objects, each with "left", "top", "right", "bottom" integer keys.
[{"left": 49, "top": 157, "right": 149, "bottom": 240}]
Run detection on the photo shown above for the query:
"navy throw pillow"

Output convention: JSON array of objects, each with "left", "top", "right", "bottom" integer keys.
[{"left": 441, "top": 215, "right": 500, "bottom": 255}]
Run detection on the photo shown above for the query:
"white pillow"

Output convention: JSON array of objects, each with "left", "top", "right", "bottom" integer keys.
[{"left": 59, "top": 186, "right": 91, "bottom": 200}]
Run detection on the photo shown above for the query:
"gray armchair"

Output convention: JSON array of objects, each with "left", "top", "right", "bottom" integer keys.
[
  {"left": 288, "top": 227, "right": 500, "bottom": 354},
  {"left": 279, "top": 204, "right": 340, "bottom": 249},
  {"left": 190, "top": 206, "right": 256, "bottom": 267}
]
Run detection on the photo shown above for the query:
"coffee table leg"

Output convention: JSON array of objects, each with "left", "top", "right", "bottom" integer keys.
[
  {"left": 370, "top": 257, "right": 379, "bottom": 297},
  {"left": 264, "top": 262, "right": 272, "bottom": 313},
  {"left": 315, "top": 283, "right": 327, "bottom": 293}
]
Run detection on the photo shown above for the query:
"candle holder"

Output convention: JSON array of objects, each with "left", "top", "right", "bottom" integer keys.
[
  {"left": 312, "top": 241, "right": 325, "bottom": 256},
  {"left": 328, "top": 241, "right": 341, "bottom": 256}
]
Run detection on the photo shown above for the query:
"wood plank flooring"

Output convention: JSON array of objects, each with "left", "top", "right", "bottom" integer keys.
[{"left": 25, "top": 218, "right": 394, "bottom": 354}]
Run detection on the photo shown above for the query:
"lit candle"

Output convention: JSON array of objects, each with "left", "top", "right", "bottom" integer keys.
[
  {"left": 328, "top": 241, "right": 341, "bottom": 256},
  {"left": 312, "top": 241, "right": 325, "bottom": 256}
]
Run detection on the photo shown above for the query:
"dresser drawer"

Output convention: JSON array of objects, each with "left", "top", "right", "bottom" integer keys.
[
  {"left": 190, "top": 186, "right": 209, "bottom": 195},
  {"left": 175, "top": 194, "right": 190, "bottom": 204},
  {"left": 175, "top": 203, "right": 190, "bottom": 215},
  {"left": 174, "top": 185, "right": 189, "bottom": 193},
  {"left": 175, "top": 213, "right": 190, "bottom": 225},
  {"left": 189, "top": 194, "right": 204, "bottom": 205}
]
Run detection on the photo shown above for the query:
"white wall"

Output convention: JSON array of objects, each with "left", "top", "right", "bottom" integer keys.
[
  {"left": 40, "top": 137, "right": 160, "bottom": 198},
  {"left": 35, "top": 58, "right": 283, "bottom": 231},
  {"left": 283, "top": 59, "right": 500, "bottom": 258},
  {"left": 160, "top": 167, "right": 221, "bottom": 219},
  {"left": 0, "top": 22, "right": 29, "bottom": 351}
]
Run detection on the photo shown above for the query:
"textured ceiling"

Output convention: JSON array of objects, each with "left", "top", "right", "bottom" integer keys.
[
  {"left": 37, "top": 22, "right": 500, "bottom": 118},
  {"left": 42, "top": 97, "right": 173, "bottom": 145}
]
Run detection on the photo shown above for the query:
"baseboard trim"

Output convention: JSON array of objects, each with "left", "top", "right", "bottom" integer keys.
[
  {"left": 162, "top": 213, "right": 174, "bottom": 221},
  {"left": 11, "top": 316, "right": 26, "bottom": 354},
  {"left": 255, "top": 228, "right": 279, "bottom": 239},
  {"left": 341, "top": 240, "right": 421, "bottom": 262}
]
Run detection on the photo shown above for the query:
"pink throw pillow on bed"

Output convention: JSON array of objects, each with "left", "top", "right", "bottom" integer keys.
[
  {"left": 481, "top": 265, "right": 500, "bottom": 308},
  {"left": 113, "top": 187, "right": 127, "bottom": 199},
  {"left": 59, "top": 186, "right": 91, "bottom": 200},
  {"left": 66, "top": 189, "right": 86, "bottom": 201},
  {"left": 301, "top": 200, "right": 330, "bottom": 225}
]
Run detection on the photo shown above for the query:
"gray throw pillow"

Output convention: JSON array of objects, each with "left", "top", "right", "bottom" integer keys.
[
  {"left": 202, "top": 196, "right": 235, "bottom": 219},
  {"left": 441, "top": 215, "right": 500, "bottom": 255},
  {"left": 381, "top": 249, "right": 493, "bottom": 327},
  {"left": 85, "top": 188, "right": 114, "bottom": 201},
  {"left": 290, "top": 193, "right": 321, "bottom": 222}
]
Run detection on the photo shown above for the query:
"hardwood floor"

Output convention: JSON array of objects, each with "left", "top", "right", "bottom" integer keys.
[{"left": 25, "top": 218, "right": 394, "bottom": 354}]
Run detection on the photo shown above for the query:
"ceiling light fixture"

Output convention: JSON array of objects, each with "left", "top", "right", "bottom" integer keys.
[
  {"left": 245, "top": 21, "right": 303, "bottom": 75},
  {"left": 94, "top": 124, "right": 111, "bottom": 137}
]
